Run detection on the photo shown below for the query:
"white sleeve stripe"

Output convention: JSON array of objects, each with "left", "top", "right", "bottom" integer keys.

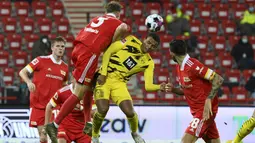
[
  {"left": 205, "top": 69, "right": 213, "bottom": 80},
  {"left": 25, "top": 65, "right": 33, "bottom": 73},
  {"left": 50, "top": 99, "right": 57, "bottom": 107}
]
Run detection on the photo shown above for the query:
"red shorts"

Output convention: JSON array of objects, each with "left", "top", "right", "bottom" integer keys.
[
  {"left": 58, "top": 125, "right": 91, "bottom": 143},
  {"left": 185, "top": 113, "right": 219, "bottom": 139},
  {"left": 29, "top": 108, "right": 45, "bottom": 127},
  {"left": 72, "top": 43, "right": 98, "bottom": 85}
]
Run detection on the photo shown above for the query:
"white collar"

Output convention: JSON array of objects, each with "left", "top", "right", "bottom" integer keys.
[
  {"left": 106, "top": 13, "right": 116, "bottom": 18},
  {"left": 180, "top": 54, "right": 190, "bottom": 71},
  {"left": 70, "top": 84, "right": 74, "bottom": 93},
  {"left": 50, "top": 54, "right": 62, "bottom": 65}
]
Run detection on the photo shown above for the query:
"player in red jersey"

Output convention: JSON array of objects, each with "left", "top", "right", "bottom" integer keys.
[
  {"left": 167, "top": 40, "right": 224, "bottom": 143},
  {"left": 19, "top": 37, "right": 68, "bottom": 143},
  {"left": 45, "top": 1, "right": 129, "bottom": 142},
  {"left": 44, "top": 83, "right": 97, "bottom": 143}
]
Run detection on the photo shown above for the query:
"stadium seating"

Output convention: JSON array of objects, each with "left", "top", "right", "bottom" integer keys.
[
  {"left": 20, "top": 18, "right": 34, "bottom": 35},
  {"left": 37, "top": 18, "right": 52, "bottom": 35},
  {"left": 32, "top": 1, "right": 47, "bottom": 18},
  {"left": 0, "top": 1, "right": 11, "bottom": 18},
  {"left": 0, "top": 51, "right": 9, "bottom": 67},
  {"left": 2, "top": 17, "right": 17, "bottom": 34},
  {"left": 15, "top": 1, "right": 29, "bottom": 18},
  {"left": 3, "top": 67, "right": 14, "bottom": 86},
  {"left": 25, "top": 34, "right": 39, "bottom": 51},
  {"left": 0, "top": 35, "right": 4, "bottom": 50},
  {"left": 7, "top": 34, "right": 22, "bottom": 51}
]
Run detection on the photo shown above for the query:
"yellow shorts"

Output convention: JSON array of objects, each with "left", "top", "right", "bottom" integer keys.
[{"left": 94, "top": 77, "right": 132, "bottom": 105}]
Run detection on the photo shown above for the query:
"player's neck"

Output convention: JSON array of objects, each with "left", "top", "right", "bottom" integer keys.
[
  {"left": 176, "top": 55, "right": 186, "bottom": 65},
  {"left": 52, "top": 54, "right": 61, "bottom": 62}
]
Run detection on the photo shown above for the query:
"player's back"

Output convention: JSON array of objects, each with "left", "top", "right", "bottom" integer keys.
[{"left": 75, "top": 14, "right": 122, "bottom": 55}]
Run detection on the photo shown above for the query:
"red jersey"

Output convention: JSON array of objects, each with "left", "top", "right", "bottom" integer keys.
[
  {"left": 74, "top": 13, "right": 123, "bottom": 55},
  {"left": 26, "top": 55, "right": 68, "bottom": 109},
  {"left": 50, "top": 84, "right": 84, "bottom": 130},
  {"left": 176, "top": 55, "right": 218, "bottom": 115}
]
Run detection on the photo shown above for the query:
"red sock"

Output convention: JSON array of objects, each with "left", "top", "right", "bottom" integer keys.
[
  {"left": 83, "top": 91, "right": 93, "bottom": 122},
  {"left": 55, "top": 93, "right": 80, "bottom": 125}
]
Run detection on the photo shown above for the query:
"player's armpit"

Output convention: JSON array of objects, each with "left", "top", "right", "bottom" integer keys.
[
  {"left": 101, "top": 41, "right": 123, "bottom": 75},
  {"left": 207, "top": 73, "right": 224, "bottom": 99},
  {"left": 144, "top": 62, "right": 160, "bottom": 91}
]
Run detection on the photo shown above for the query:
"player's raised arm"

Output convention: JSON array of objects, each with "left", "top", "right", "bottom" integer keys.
[{"left": 112, "top": 23, "right": 129, "bottom": 43}]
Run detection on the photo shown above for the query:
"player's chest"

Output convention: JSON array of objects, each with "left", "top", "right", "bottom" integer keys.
[
  {"left": 41, "top": 64, "right": 66, "bottom": 78},
  {"left": 177, "top": 70, "right": 195, "bottom": 88},
  {"left": 120, "top": 53, "right": 149, "bottom": 71}
]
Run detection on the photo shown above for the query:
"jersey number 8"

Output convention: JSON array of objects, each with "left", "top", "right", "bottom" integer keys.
[
  {"left": 190, "top": 118, "right": 200, "bottom": 129},
  {"left": 91, "top": 17, "right": 108, "bottom": 28}
]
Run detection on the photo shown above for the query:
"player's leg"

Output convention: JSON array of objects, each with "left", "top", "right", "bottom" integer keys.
[
  {"left": 58, "top": 138, "right": 67, "bottom": 143},
  {"left": 232, "top": 109, "right": 255, "bottom": 143},
  {"left": 112, "top": 83, "right": 145, "bottom": 143},
  {"left": 37, "top": 125, "right": 47, "bottom": 143},
  {"left": 202, "top": 120, "right": 220, "bottom": 143},
  {"left": 181, "top": 133, "right": 198, "bottom": 143},
  {"left": 57, "top": 125, "right": 72, "bottom": 143},
  {"left": 92, "top": 82, "right": 111, "bottom": 141}
]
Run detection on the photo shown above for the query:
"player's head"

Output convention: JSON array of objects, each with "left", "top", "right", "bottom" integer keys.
[
  {"left": 105, "top": 1, "right": 122, "bottom": 19},
  {"left": 51, "top": 36, "right": 66, "bottom": 57},
  {"left": 169, "top": 39, "right": 187, "bottom": 62},
  {"left": 141, "top": 33, "right": 160, "bottom": 53}
]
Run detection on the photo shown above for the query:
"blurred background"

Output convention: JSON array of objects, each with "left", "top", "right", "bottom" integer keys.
[{"left": 0, "top": 0, "right": 254, "bottom": 142}]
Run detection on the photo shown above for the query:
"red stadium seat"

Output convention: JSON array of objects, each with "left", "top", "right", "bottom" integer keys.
[
  {"left": 130, "top": 2, "right": 144, "bottom": 19},
  {"left": 228, "top": 35, "right": 240, "bottom": 47},
  {"left": 232, "top": 86, "right": 248, "bottom": 103},
  {"left": 222, "top": 20, "right": 236, "bottom": 35},
  {"left": 0, "top": 50, "right": 9, "bottom": 67},
  {"left": 243, "top": 70, "right": 255, "bottom": 82},
  {"left": 231, "top": 4, "right": 246, "bottom": 19},
  {"left": 225, "top": 69, "right": 241, "bottom": 83},
  {"left": 2, "top": 17, "right": 17, "bottom": 34},
  {"left": 197, "top": 36, "right": 209, "bottom": 53},
  {"left": 143, "top": 90, "right": 158, "bottom": 102},
  {"left": 20, "top": 18, "right": 34, "bottom": 35},
  {"left": 38, "top": 18, "right": 52, "bottom": 35},
  {"left": 147, "top": 3, "right": 161, "bottom": 14},
  {"left": 7, "top": 34, "right": 22, "bottom": 51},
  {"left": 65, "top": 34, "right": 75, "bottom": 52},
  {"left": 198, "top": 4, "right": 212, "bottom": 19},
  {"left": 161, "top": 35, "right": 173, "bottom": 51},
  {"left": 15, "top": 1, "right": 29, "bottom": 18},
  {"left": 163, "top": 2, "right": 174, "bottom": 15},
  {"left": 214, "top": 4, "right": 229, "bottom": 20},
  {"left": 201, "top": 52, "right": 216, "bottom": 69},
  {"left": 190, "top": 19, "right": 202, "bottom": 36},
  {"left": 211, "top": 36, "right": 226, "bottom": 52},
  {"left": 182, "top": 4, "right": 195, "bottom": 18},
  {"left": 0, "top": 35, "right": 4, "bottom": 50},
  {"left": 48, "top": 34, "right": 57, "bottom": 40},
  {"left": 150, "top": 52, "right": 162, "bottom": 67},
  {"left": 50, "top": 1, "right": 64, "bottom": 19},
  {"left": 119, "top": 2, "right": 126, "bottom": 18},
  {"left": 244, "top": 0, "right": 255, "bottom": 4},
  {"left": 154, "top": 68, "right": 169, "bottom": 83},
  {"left": 3, "top": 68, "right": 14, "bottom": 86},
  {"left": 32, "top": 2, "right": 47, "bottom": 18},
  {"left": 55, "top": 18, "right": 70, "bottom": 34},
  {"left": 13, "top": 51, "right": 28, "bottom": 67},
  {"left": 168, "top": 59, "right": 177, "bottom": 71},
  {"left": 121, "top": 17, "right": 132, "bottom": 29},
  {"left": 161, "top": 92, "right": 175, "bottom": 102},
  {"left": 204, "top": 20, "right": 219, "bottom": 35},
  {"left": 25, "top": 34, "right": 39, "bottom": 51},
  {"left": 135, "top": 18, "right": 147, "bottom": 38},
  {"left": 137, "top": 72, "right": 144, "bottom": 85},
  {"left": 218, "top": 53, "right": 233, "bottom": 69},
  {"left": 218, "top": 86, "right": 231, "bottom": 103},
  {"left": 0, "top": 1, "right": 11, "bottom": 18}
]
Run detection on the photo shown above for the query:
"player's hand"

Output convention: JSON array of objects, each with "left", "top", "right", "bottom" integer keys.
[
  {"left": 27, "top": 81, "right": 36, "bottom": 92},
  {"left": 97, "top": 75, "right": 106, "bottom": 85},
  {"left": 202, "top": 99, "right": 213, "bottom": 121},
  {"left": 160, "top": 81, "right": 172, "bottom": 92}
]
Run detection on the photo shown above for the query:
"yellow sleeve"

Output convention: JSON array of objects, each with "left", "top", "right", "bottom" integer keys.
[
  {"left": 101, "top": 40, "right": 124, "bottom": 76},
  {"left": 144, "top": 60, "right": 161, "bottom": 91}
]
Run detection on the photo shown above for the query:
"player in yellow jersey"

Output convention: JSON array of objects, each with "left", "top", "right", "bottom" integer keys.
[
  {"left": 227, "top": 110, "right": 255, "bottom": 143},
  {"left": 90, "top": 33, "right": 170, "bottom": 143}
]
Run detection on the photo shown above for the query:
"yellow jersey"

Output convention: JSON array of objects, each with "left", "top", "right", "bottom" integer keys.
[{"left": 100, "top": 35, "right": 160, "bottom": 91}]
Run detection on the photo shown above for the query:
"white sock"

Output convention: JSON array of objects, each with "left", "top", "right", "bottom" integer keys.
[{"left": 53, "top": 122, "right": 59, "bottom": 128}]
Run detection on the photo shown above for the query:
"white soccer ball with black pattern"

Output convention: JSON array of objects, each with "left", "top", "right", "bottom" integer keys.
[{"left": 145, "top": 14, "right": 164, "bottom": 32}]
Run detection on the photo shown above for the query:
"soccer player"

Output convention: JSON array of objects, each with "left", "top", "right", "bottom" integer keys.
[
  {"left": 19, "top": 36, "right": 68, "bottom": 143},
  {"left": 92, "top": 33, "right": 170, "bottom": 143},
  {"left": 44, "top": 83, "right": 97, "bottom": 143},
  {"left": 45, "top": 1, "right": 129, "bottom": 142},
  {"left": 228, "top": 110, "right": 255, "bottom": 143},
  {"left": 167, "top": 40, "right": 224, "bottom": 143}
]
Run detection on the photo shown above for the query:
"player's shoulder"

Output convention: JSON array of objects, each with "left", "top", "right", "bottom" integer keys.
[
  {"left": 185, "top": 58, "right": 205, "bottom": 71},
  {"left": 124, "top": 35, "right": 142, "bottom": 45},
  {"left": 61, "top": 60, "right": 68, "bottom": 67}
]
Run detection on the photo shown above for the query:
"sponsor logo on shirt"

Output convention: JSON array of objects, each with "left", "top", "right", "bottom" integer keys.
[
  {"left": 46, "top": 74, "right": 63, "bottom": 80},
  {"left": 60, "top": 70, "right": 66, "bottom": 76},
  {"left": 84, "top": 27, "right": 99, "bottom": 34}
]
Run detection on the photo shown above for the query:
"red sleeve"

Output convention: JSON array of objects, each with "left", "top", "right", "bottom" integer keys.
[
  {"left": 190, "top": 59, "right": 215, "bottom": 81},
  {"left": 26, "top": 57, "right": 42, "bottom": 73}
]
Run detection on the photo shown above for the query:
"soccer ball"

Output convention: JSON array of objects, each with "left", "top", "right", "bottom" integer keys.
[{"left": 145, "top": 14, "right": 164, "bottom": 32}]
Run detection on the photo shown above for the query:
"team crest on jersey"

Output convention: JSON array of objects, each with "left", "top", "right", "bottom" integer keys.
[
  {"left": 60, "top": 70, "right": 66, "bottom": 76},
  {"left": 183, "top": 77, "right": 191, "bottom": 82}
]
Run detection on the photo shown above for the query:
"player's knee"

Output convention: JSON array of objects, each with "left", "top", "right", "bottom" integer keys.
[
  {"left": 124, "top": 110, "right": 135, "bottom": 118},
  {"left": 98, "top": 106, "right": 109, "bottom": 115},
  {"left": 40, "top": 136, "right": 47, "bottom": 142}
]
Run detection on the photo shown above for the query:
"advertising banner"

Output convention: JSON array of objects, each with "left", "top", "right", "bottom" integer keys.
[{"left": 0, "top": 106, "right": 254, "bottom": 143}]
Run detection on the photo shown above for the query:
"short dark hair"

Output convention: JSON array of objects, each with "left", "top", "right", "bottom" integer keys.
[
  {"left": 169, "top": 39, "right": 187, "bottom": 55},
  {"left": 105, "top": 1, "right": 122, "bottom": 13},
  {"left": 147, "top": 32, "right": 160, "bottom": 45},
  {"left": 51, "top": 36, "right": 66, "bottom": 47}
]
